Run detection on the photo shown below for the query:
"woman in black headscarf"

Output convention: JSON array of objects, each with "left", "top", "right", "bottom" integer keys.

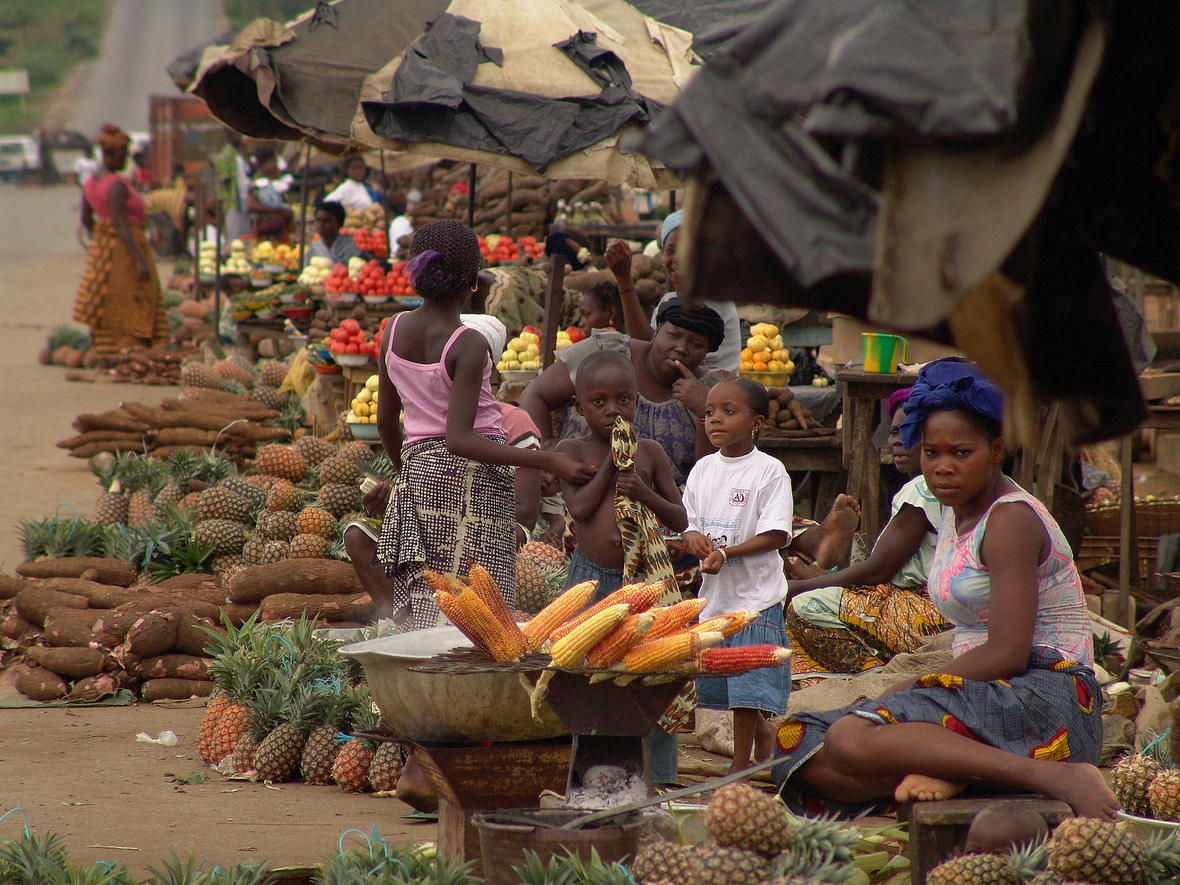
[{"left": 520, "top": 296, "right": 726, "bottom": 486}]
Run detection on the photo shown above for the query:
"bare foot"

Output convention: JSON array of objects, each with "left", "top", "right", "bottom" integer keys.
[
  {"left": 753, "top": 717, "right": 776, "bottom": 764},
  {"left": 1042, "top": 763, "right": 1120, "bottom": 821},
  {"left": 895, "top": 773, "right": 965, "bottom": 803},
  {"left": 815, "top": 495, "right": 861, "bottom": 569}
]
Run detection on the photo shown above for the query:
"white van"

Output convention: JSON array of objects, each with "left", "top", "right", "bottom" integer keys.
[{"left": 0, "top": 136, "right": 39, "bottom": 182}]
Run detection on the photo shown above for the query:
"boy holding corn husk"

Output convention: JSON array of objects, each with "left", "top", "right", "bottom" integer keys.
[{"left": 555, "top": 350, "right": 688, "bottom": 603}]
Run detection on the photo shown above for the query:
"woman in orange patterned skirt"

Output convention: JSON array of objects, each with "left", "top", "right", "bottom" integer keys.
[{"left": 73, "top": 124, "right": 168, "bottom": 367}]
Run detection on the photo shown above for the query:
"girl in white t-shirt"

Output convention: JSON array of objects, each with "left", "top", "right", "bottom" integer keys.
[{"left": 683, "top": 378, "right": 793, "bottom": 775}]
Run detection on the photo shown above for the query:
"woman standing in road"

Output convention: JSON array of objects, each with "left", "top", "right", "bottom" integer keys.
[{"left": 73, "top": 124, "right": 168, "bottom": 368}]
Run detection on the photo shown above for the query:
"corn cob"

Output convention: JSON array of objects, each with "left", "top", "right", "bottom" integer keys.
[
  {"left": 698, "top": 645, "right": 792, "bottom": 675},
  {"left": 522, "top": 580, "right": 597, "bottom": 652},
  {"left": 549, "top": 603, "right": 632, "bottom": 668},
  {"left": 622, "top": 582, "right": 667, "bottom": 615},
  {"left": 691, "top": 610, "right": 760, "bottom": 638},
  {"left": 467, "top": 563, "right": 527, "bottom": 649},
  {"left": 644, "top": 598, "right": 708, "bottom": 641},
  {"left": 586, "top": 611, "right": 656, "bottom": 669},
  {"left": 622, "top": 630, "right": 723, "bottom": 672},
  {"left": 425, "top": 570, "right": 457, "bottom": 597},
  {"left": 549, "top": 583, "right": 646, "bottom": 643},
  {"left": 454, "top": 587, "right": 526, "bottom": 662},
  {"left": 433, "top": 590, "right": 493, "bottom": 657}
]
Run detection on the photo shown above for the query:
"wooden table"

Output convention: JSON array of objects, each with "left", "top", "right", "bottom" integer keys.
[
  {"left": 756, "top": 430, "right": 845, "bottom": 520},
  {"left": 837, "top": 369, "right": 919, "bottom": 544}
]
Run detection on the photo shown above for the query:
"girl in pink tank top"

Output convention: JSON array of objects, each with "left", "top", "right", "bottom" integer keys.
[{"left": 372, "top": 221, "right": 594, "bottom": 630}]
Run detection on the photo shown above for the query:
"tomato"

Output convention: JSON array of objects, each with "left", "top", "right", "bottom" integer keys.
[
  {"left": 566, "top": 326, "right": 587, "bottom": 343},
  {"left": 345, "top": 343, "right": 359, "bottom": 354},
  {"left": 342, "top": 319, "right": 361, "bottom": 335},
  {"left": 522, "top": 326, "right": 541, "bottom": 336},
  {"left": 329, "top": 342, "right": 345, "bottom": 353}
]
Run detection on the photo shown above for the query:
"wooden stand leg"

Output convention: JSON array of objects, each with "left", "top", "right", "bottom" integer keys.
[
  {"left": 846, "top": 397, "right": 880, "bottom": 544},
  {"left": 1119, "top": 435, "right": 1138, "bottom": 630}
]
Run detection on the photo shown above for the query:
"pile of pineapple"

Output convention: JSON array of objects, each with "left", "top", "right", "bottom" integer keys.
[
  {"left": 633, "top": 783, "right": 861, "bottom": 885},
  {"left": 179, "top": 352, "right": 295, "bottom": 414},
  {"left": 739, "top": 323, "right": 794, "bottom": 377},
  {"left": 1112, "top": 749, "right": 1180, "bottom": 823},
  {"left": 200, "top": 615, "right": 405, "bottom": 793},
  {"left": 927, "top": 815, "right": 1180, "bottom": 885}
]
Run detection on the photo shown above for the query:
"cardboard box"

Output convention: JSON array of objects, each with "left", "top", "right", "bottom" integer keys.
[{"left": 823, "top": 315, "right": 963, "bottom": 366}]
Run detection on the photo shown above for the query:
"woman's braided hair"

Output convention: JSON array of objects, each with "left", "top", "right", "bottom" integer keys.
[{"left": 407, "top": 220, "right": 482, "bottom": 302}]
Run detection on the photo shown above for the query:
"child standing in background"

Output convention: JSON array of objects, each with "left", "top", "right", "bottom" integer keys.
[{"left": 684, "top": 378, "right": 793, "bottom": 775}]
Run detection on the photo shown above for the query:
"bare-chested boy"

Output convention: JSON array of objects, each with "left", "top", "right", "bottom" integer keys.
[{"left": 556, "top": 350, "right": 687, "bottom": 602}]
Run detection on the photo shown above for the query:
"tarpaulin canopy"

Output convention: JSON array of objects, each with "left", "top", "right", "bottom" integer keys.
[
  {"left": 187, "top": 0, "right": 451, "bottom": 148},
  {"left": 353, "top": 0, "right": 698, "bottom": 186},
  {"left": 627, "top": 0, "right": 774, "bottom": 59},
  {"left": 639, "top": 0, "right": 1180, "bottom": 444}
]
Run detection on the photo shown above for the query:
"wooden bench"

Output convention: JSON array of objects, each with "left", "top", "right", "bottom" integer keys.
[{"left": 899, "top": 795, "right": 1072, "bottom": 885}]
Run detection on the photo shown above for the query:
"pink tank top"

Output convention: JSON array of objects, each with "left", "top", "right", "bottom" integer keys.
[
  {"left": 84, "top": 172, "right": 146, "bottom": 225},
  {"left": 385, "top": 313, "right": 505, "bottom": 446}
]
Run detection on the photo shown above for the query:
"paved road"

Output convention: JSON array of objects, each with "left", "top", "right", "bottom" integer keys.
[{"left": 70, "top": 0, "right": 225, "bottom": 135}]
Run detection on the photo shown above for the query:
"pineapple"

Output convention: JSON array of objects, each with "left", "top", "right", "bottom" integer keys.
[
  {"left": 254, "top": 682, "right": 321, "bottom": 782},
  {"left": 368, "top": 740, "right": 406, "bottom": 793},
  {"left": 772, "top": 815, "right": 860, "bottom": 882},
  {"left": 215, "top": 358, "right": 257, "bottom": 389},
  {"left": 296, "top": 506, "right": 337, "bottom": 539},
  {"left": 261, "top": 540, "right": 290, "bottom": 563},
  {"left": 927, "top": 853, "right": 1019, "bottom": 885},
  {"left": 1114, "top": 753, "right": 1164, "bottom": 818},
  {"left": 703, "top": 782, "right": 794, "bottom": 856},
  {"left": 242, "top": 537, "right": 268, "bottom": 565},
  {"left": 515, "top": 555, "right": 553, "bottom": 615},
  {"left": 221, "top": 476, "right": 268, "bottom": 511},
  {"left": 203, "top": 617, "right": 266, "bottom": 764},
  {"left": 154, "top": 450, "right": 202, "bottom": 507},
  {"left": 266, "top": 479, "right": 306, "bottom": 512},
  {"left": 256, "top": 509, "right": 298, "bottom": 541},
  {"left": 318, "top": 455, "right": 359, "bottom": 486},
  {"left": 194, "top": 519, "right": 247, "bottom": 557},
  {"left": 198, "top": 486, "right": 252, "bottom": 523},
  {"left": 294, "top": 434, "right": 338, "bottom": 466},
  {"left": 126, "top": 488, "right": 158, "bottom": 527},
  {"left": 1151, "top": 769, "right": 1180, "bottom": 822},
  {"left": 258, "top": 358, "right": 289, "bottom": 388},
  {"left": 249, "top": 384, "right": 288, "bottom": 411},
  {"left": 181, "top": 360, "right": 221, "bottom": 389},
  {"left": 692, "top": 845, "right": 769, "bottom": 885},
  {"left": 288, "top": 533, "right": 331, "bottom": 559},
  {"left": 1046, "top": 818, "right": 1145, "bottom": 885},
  {"left": 318, "top": 483, "right": 363, "bottom": 519},
  {"left": 333, "top": 687, "right": 381, "bottom": 792},
  {"left": 631, "top": 841, "right": 696, "bottom": 883},
  {"left": 233, "top": 679, "right": 286, "bottom": 775},
  {"left": 301, "top": 688, "right": 352, "bottom": 787},
  {"left": 254, "top": 444, "right": 308, "bottom": 481},
  {"left": 213, "top": 554, "right": 251, "bottom": 582}
]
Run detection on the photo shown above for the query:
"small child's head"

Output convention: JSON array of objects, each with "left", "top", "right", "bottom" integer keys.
[
  {"left": 704, "top": 378, "right": 769, "bottom": 452},
  {"left": 964, "top": 804, "right": 1048, "bottom": 855},
  {"left": 407, "top": 220, "right": 482, "bottom": 305},
  {"left": 574, "top": 350, "right": 639, "bottom": 438}
]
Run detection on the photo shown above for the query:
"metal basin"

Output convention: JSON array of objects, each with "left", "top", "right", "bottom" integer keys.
[{"left": 340, "top": 626, "right": 568, "bottom": 744}]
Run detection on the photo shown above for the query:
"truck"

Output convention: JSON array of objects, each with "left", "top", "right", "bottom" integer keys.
[{"left": 146, "top": 94, "right": 228, "bottom": 188}]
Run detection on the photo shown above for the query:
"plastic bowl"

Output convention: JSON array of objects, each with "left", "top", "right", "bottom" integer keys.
[
  {"left": 334, "top": 353, "right": 372, "bottom": 367},
  {"left": 250, "top": 274, "right": 273, "bottom": 289},
  {"left": 279, "top": 292, "right": 307, "bottom": 304},
  {"left": 363, "top": 294, "right": 390, "bottom": 305},
  {"left": 313, "top": 347, "right": 332, "bottom": 361},
  {"left": 229, "top": 309, "right": 253, "bottom": 322},
  {"left": 262, "top": 263, "right": 287, "bottom": 274},
  {"left": 283, "top": 306, "right": 313, "bottom": 321},
  {"left": 253, "top": 310, "right": 277, "bottom": 321},
  {"left": 313, "top": 363, "right": 342, "bottom": 374},
  {"left": 328, "top": 291, "right": 359, "bottom": 304},
  {"left": 395, "top": 295, "right": 423, "bottom": 308},
  {"left": 739, "top": 369, "right": 791, "bottom": 387},
  {"left": 1118, "top": 811, "right": 1180, "bottom": 838},
  {"left": 346, "top": 421, "right": 381, "bottom": 441},
  {"left": 499, "top": 370, "right": 539, "bottom": 384}
]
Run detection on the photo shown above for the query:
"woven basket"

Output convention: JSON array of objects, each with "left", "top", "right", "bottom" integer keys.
[
  {"left": 1077, "top": 535, "right": 1158, "bottom": 580},
  {"left": 1085, "top": 501, "right": 1180, "bottom": 539}
]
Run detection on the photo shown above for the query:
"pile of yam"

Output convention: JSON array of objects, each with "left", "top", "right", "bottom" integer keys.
[
  {"left": 2, "top": 557, "right": 372, "bottom": 703},
  {"left": 106, "top": 343, "right": 197, "bottom": 386},
  {"left": 565, "top": 250, "right": 668, "bottom": 316},
  {"left": 57, "top": 391, "right": 290, "bottom": 463},
  {"left": 766, "top": 387, "right": 827, "bottom": 433}
]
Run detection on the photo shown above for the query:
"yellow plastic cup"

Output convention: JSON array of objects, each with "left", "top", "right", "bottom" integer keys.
[{"left": 862, "top": 332, "right": 908, "bottom": 373}]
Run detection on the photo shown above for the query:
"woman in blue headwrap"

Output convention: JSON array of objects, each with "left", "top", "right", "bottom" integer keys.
[
  {"left": 604, "top": 211, "right": 743, "bottom": 373},
  {"left": 772, "top": 359, "right": 1115, "bottom": 821}
]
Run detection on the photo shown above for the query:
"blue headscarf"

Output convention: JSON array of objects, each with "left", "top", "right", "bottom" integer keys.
[
  {"left": 659, "top": 210, "right": 683, "bottom": 248},
  {"left": 898, "top": 358, "right": 1004, "bottom": 449}
]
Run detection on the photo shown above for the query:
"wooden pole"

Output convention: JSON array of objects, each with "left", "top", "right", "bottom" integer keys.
[
  {"left": 467, "top": 163, "right": 477, "bottom": 229},
  {"left": 541, "top": 253, "right": 566, "bottom": 369},
  {"left": 1118, "top": 434, "right": 1138, "bottom": 629},
  {"left": 297, "top": 140, "right": 311, "bottom": 267},
  {"left": 213, "top": 199, "right": 222, "bottom": 341},
  {"left": 505, "top": 171, "right": 513, "bottom": 236}
]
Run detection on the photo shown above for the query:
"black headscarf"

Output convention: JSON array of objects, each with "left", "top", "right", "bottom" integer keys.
[{"left": 655, "top": 297, "right": 725, "bottom": 353}]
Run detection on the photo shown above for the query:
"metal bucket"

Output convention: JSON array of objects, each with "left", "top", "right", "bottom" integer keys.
[
  {"left": 472, "top": 808, "right": 644, "bottom": 885},
  {"left": 339, "top": 627, "right": 568, "bottom": 743}
]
